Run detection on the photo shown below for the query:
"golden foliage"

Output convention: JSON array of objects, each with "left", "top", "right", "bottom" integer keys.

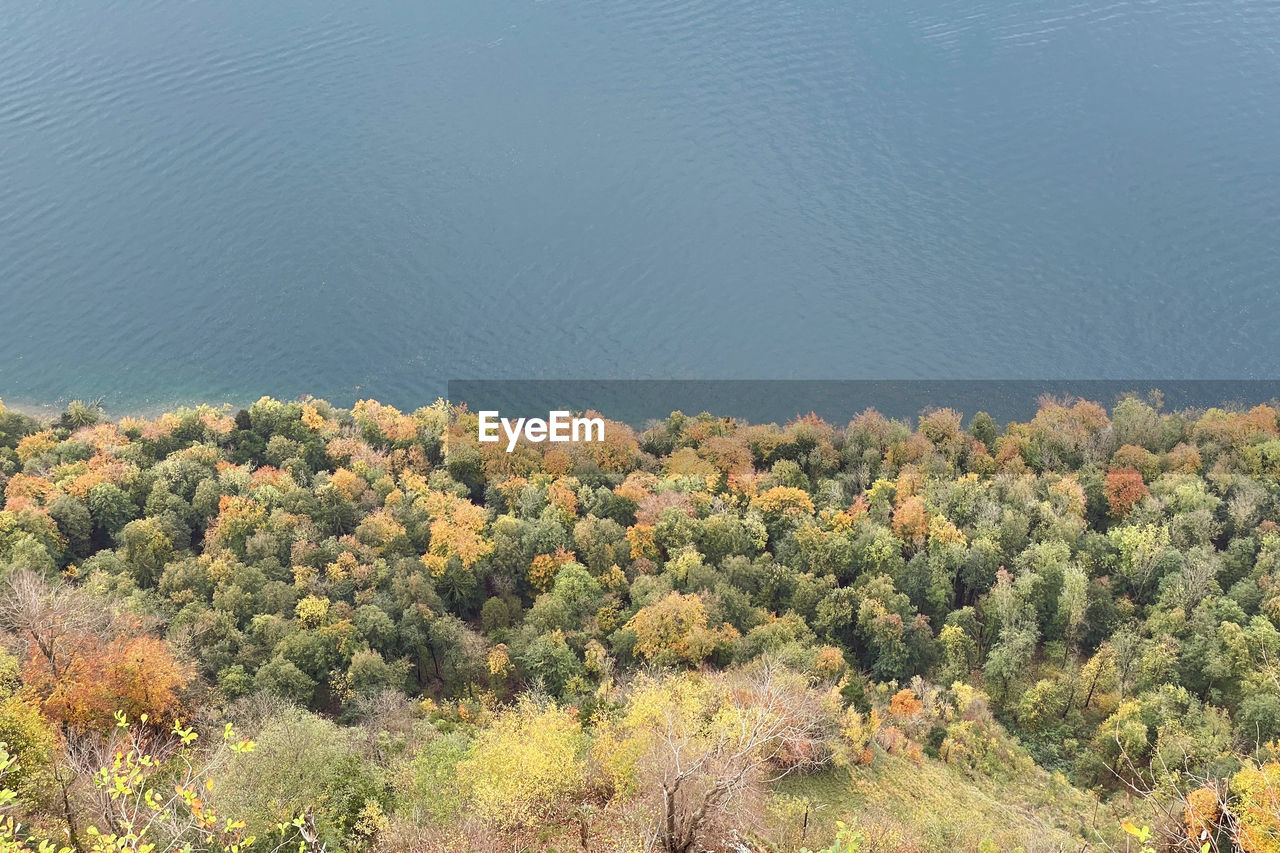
[
  {"left": 207, "top": 495, "right": 268, "bottom": 552},
  {"left": 751, "top": 486, "right": 815, "bottom": 518},
  {"left": 352, "top": 398, "right": 419, "bottom": 443},
  {"left": 300, "top": 403, "right": 328, "bottom": 432},
  {"left": 839, "top": 707, "right": 881, "bottom": 766},
  {"left": 1230, "top": 761, "right": 1280, "bottom": 853},
  {"left": 927, "top": 514, "right": 967, "bottom": 547},
  {"left": 529, "top": 547, "right": 576, "bottom": 591},
  {"left": 626, "top": 592, "right": 736, "bottom": 667},
  {"left": 419, "top": 491, "right": 492, "bottom": 576},
  {"left": 1048, "top": 473, "right": 1087, "bottom": 518},
  {"left": 888, "top": 689, "right": 924, "bottom": 718},
  {"left": 487, "top": 644, "right": 511, "bottom": 677},
  {"left": 614, "top": 471, "right": 659, "bottom": 506},
  {"left": 354, "top": 509, "right": 406, "bottom": 552},
  {"left": 295, "top": 595, "right": 330, "bottom": 627},
  {"left": 330, "top": 468, "right": 368, "bottom": 502},
  {"left": 1166, "top": 442, "right": 1204, "bottom": 473},
  {"left": 813, "top": 646, "right": 847, "bottom": 679},
  {"left": 4, "top": 475, "right": 52, "bottom": 510},
  {"left": 1184, "top": 785, "right": 1221, "bottom": 847},
  {"left": 14, "top": 432, "right": 57, "bottom": 464},
  {"left": 626, "top": 524, "right": 658, "bottom": 561},
  {"left": 22, "top": 631, "right": 191, "bottom": 733},
  {"left": 891, "top": 495, "right": 930, "bottom": 544},
  {"left": 456, "top": 698, "right": 587, "bottom": 828},
  {"left": 1194, "top": 404, "right": 1279, "bottom": 448}
]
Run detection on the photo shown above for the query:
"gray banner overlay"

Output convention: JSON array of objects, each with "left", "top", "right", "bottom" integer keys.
[{"left": 446, "top": 380, "right": 1280, "bottom": 428}]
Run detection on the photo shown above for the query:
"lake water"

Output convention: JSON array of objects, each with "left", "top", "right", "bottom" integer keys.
[{"left": 2, "top": 0, "right": 1278, "bottom": 414}]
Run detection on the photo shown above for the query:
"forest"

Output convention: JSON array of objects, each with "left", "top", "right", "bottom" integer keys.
[{"left": 0, "top": 391, "right": 1279, "bottom": 852}]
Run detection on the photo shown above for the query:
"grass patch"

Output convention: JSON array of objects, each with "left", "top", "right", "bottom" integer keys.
[{"left": 769, "top": 748, "right": 1124, "bottom": 852}]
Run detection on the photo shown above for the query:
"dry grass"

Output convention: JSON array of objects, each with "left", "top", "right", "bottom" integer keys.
[{"left": 770, "top": 747, "right": 1125, "bottom": 853}]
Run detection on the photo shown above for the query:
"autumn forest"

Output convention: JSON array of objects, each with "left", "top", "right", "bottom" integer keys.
[{"left": 1, "top": 393, "right": 1279, "bottom": 852}]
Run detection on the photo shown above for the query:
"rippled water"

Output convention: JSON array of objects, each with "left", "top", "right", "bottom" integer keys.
[{"left": 1, "top": 0, "right": 1278, "bottom": 412}]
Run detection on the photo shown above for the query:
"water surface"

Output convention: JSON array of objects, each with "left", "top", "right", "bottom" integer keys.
[{"left": 2, "top": 0, "right": 1278, "bottom": 412}]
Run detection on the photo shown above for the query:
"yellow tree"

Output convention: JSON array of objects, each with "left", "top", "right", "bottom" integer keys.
[
  {"left": 598, "top": 661, "right": 837, "bottom": 853},
  {"left": 1231, "top": 761, "right": 1280, "bottom": 853},
  {"left": 418, "top": 491, "right": 492, "bottom": 577},
  {"left": 626, "top": 593, "right": 737, "bottom": 668},
  {"left": 455, "top": 697, "right": 588, "bottom": 830}
]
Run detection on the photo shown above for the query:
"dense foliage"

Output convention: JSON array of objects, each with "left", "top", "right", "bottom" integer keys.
[{"left": 1, "top": 392, "right": 1280, "bottom": 851}]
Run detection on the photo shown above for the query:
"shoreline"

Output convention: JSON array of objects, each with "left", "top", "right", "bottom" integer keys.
[
  {"left": 0, "top": 394, "right": 247, "bottom": 421},
  {"left": 8, "top": 379, "right": 1280, "bottom": 429}
]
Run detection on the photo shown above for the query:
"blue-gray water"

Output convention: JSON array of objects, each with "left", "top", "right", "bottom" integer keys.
[{"left": 2, "top": 0, "right": 1279, "bottom": 414}]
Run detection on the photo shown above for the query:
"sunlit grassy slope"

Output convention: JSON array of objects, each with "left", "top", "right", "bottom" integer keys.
[{"left": 770, "top": 748, "right": 1125, "bottom": 852}]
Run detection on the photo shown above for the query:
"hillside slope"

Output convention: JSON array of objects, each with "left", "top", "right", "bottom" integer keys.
[{"left": 772, "top": 750, "right": 1124, "bottom": 852}]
